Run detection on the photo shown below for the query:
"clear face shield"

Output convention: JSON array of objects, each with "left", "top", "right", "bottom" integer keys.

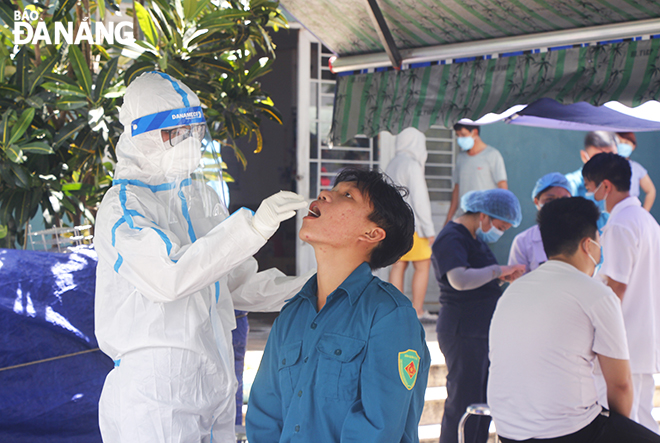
[{"left": 131, "top": 106, "right": 229, "bottom": 228}]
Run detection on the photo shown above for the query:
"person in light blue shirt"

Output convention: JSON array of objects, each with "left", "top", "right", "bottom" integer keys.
[
  {"left": 246, "top": 168, "right": 431, "bottom": 443},
  {"left": 564, "top": 131, "right": 617, "bottom": 230}
]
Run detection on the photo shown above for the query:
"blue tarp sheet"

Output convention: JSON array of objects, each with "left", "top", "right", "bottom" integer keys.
[{"left": 0, "top": 246, "right": 113, "bottom": 443}]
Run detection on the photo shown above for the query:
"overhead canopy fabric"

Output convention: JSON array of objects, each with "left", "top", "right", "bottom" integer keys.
[
  {"left": 280, "top": 0, "right": 660, "bottom": 145},
  {"left": 281, "top": 0, "right": 660, "bottom": 58},
  {"left": 503, "top": 97, "right": 660, "bottom": 132},
  {"left": 327, "top": 37, "right": 660, "bottom": 144}
]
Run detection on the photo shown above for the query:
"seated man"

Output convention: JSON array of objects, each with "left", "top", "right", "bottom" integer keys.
[
  {"left": 488, "top": 197, "right": 660, "bottom": 443},
  {"left": 246, "top": 168, "right": 431, "bottom": 443}
]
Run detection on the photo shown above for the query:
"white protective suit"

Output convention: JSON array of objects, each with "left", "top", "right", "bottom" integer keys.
[
  {"left": 385, "top": 127, "right": 435, "bottom": 238},
  {"left": 94, "top": 72, "right": 307, "bottom": 443}
]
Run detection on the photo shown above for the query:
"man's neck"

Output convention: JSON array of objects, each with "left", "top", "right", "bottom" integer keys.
[
  {"left": 314, "top": 247, "right": 369, "bottom": 312},
  {"left": 606, "top": 191, "right": 630, "bottom": 213},
  {"left": 549, "top": 254, "right": 591, "bottom": 275},
  {"left": 468, "top": 138, "right": 487, "bottom": 156}
]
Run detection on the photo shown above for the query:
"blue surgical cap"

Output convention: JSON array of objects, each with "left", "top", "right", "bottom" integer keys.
[
  {"left": 531, "top": 172, "right": 572, "bottom": 201},
  {"left": 461, "top": 189, "right": 522, "bottom": 227}
]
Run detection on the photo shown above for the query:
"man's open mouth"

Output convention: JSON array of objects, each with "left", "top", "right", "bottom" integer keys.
[{"left": 308, "top": 204, "right": 320, "bottom": 217}]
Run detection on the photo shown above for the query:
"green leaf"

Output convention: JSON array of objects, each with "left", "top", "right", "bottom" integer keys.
[
  {"left": 40, "top": 81, "right": 87, "bottom": 97},
  {"left": 0, "top": 224, "right": 7, "bottom": 239},
  {"left": 19, "top": 141, "right": 54, "bottom": 155},
  {"left": 5, "top": 145, "right": 24, "bottom": 163},
  {"left": 56, "top": 96, "right": 88, "bottom": 110},
  {"left": 98, "top": 0, "right": 106, "bottom": 20},
  {"left": 134, "top": 2, "right": 159, "bottom": 47},
  {"left": 254, "top": 102, "right": 283, "bottom": 125},
  {"left": 28, "top": 52, "right": 61, "bottom": 96},
  {"left": 9, "top": 163, "right": 30, "bottom": 188},
  {"left": 42, "top": 72, "right": 79, "bottom": 87},
  {"left": 9, "top": 108, "right": 35, "bottom": 146},
  {"left": 124, "top": 61, "right": 154, "bottom": 87},
  {"left": 201, "top": 57, "right": 234, "bottom": 74},
  {"left": 62, "top": 183, "right": 83, "bottom": 191},
  {"left": 15, "top": 47, "right": 29, "bottom": 97},
  {"left": 184, "top": 0, "right": 210, "bottom": 21},
  {"left": 0, "top": 85, "right": 20, "bottom": 96},
  {"left": 53, "top": 0, "right": 77, "bottom": 21},
  {"left": 92, "top": 57, "right": 119, "bottom": 103},
  {"left": 0, "top": 1, "right": 14, "bottom": 26},
  {"left": 68, "top": 45, "right": 93, "bottom": 98},
  {"left": 54, "top": 118, "right": 87, "bottom": 147}
]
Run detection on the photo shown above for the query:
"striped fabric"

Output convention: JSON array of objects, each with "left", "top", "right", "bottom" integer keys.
[
  {"left": 329, "top": 37, "right": 660, "bottom": 144},
  {"left": 279, "top": 0, "right": 660, "bottom": 144}
]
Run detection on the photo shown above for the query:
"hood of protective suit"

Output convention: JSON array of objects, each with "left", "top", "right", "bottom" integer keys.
[
  {"left": 114, "top": 72, "right": 203, "bottom": 184},
  {"left": 394, "top": 127, "right": 428, "bottom": 166}
]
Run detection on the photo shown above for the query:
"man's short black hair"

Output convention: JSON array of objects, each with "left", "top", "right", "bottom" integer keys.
[
  {"left": 334, "top": 168, "right": 414, "bottom": 270},
  {"left": 582, "top": 152, "right": 631, "bottom": 192},
  {"left": 538, "top": 197, "right": 599, "bottom": 258},
  {"left": 453, "top": 123, "right": 480, "bottom": 135}
]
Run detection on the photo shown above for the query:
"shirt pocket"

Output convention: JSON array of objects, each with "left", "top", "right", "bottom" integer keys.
[
  {"left": 278, "top": 341, "right": 302, "bottom": 397},
  {"left": 316, "top": 333, "right": 366, "bottom": 400}
]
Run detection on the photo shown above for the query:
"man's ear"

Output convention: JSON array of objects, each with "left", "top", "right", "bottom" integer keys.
[
  {"left": 360, "top": 227, "right": 386, "bottom": 244},
  {"left": 580, "top": 149, "right": 590, "bottom": 164}
]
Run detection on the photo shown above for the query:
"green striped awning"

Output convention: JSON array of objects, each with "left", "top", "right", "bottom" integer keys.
[
  {"left": 279, "top": 0, "right": 660, "bottom": 144},
  {"left": 329, "top": 37, "right": 660, "bottom": 144}
]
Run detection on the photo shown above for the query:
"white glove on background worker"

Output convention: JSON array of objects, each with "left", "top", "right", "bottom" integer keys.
[{"left": 252, "top": 191, "right": 307, "bottom": 240}]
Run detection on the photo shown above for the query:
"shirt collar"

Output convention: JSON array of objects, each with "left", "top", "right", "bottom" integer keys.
[
  {"left": 297, "top": 262, "right": 374, "bottom": 306},
  {"left": 610, "top": 195, "right": 640, "bottom": 218}
]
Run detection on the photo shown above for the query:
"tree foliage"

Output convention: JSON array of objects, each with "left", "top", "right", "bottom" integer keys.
[{"left": 0, "top": 0, "right": 286, "bottom": 248}]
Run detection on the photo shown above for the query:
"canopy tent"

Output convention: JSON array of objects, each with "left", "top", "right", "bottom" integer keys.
[
  {"left": 279, "top": 0, "right": 660, "bottom": 145},
  {"left": 459, "top": 97, "right": 660, "bottom": 132}
]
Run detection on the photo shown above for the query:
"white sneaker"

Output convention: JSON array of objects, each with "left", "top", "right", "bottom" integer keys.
[{"left": 417, "top": 311, "right": 438, "bottom": 324}]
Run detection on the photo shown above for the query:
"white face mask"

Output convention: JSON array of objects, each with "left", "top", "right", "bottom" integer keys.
[
  {"left": 586, "top": 238, "right": 602, "bottom": 277},
  {"left": 160, "top": 137, "right": 202, "bottom": 178}
]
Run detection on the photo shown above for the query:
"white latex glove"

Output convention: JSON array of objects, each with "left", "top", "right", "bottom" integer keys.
[{"left": 252, "top": 191, "right": 307, "bottom": 240}]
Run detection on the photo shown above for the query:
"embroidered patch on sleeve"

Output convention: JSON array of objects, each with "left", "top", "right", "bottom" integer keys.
[{"left": 398, "top": 349, "right": 420, "bottom": 390}]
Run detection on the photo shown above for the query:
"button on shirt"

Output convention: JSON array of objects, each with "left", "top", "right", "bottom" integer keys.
[
  {"left": 246, "top": 262, "right": 431, "bottom": 443},
  {"left": 600, "top": 196, "right": 660, "bottom": 373}
]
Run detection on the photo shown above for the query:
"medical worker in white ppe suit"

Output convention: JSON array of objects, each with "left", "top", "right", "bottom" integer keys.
[{"left": 94, "top": 72, "right": 309, "bottom": 443}]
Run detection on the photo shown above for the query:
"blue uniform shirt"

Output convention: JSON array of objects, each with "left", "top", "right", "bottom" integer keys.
[
  {"left": 246, "top": 262, "right": 431, "bottom": 443},
  {"left": 565, "top": 168, "right": 609, "bottom": 230}
]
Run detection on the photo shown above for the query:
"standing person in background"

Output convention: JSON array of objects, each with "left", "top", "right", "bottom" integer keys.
[
  {"left": 615, "top": 132, "right": 656, "bottom": 211},
  {"left": 564, "top": 131, "right": 617, "bottom": 230},
  {"left": 386, "top": 128, "right": 437, "bottom": 323},
  {"left": 508, "top": 173, "right": 572, "bottom": 273},
  {"left": 583, "top": 153, "right": 660, "bottom": 434},
  {"left": 444, "top": 124, "right": 508, "bottom": 226},
  {"left": 433, "top": 189, "right": 526, "bottom": 443}
]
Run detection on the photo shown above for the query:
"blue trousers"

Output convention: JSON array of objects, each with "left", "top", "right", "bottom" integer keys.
[{"left": 437, "top": 332, "right": 490, "bottom": 443}]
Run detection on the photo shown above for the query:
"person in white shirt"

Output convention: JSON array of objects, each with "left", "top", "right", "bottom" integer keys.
[
  {"left": 614, "top": 132, "right": 656, "bottom": 211},
  {"left": 386, "top": 128, "right": 436, "bottom": 321},
  {"left": 583, "top": 152, "right": 660, "bottom": 434},
  {"left": 444, "top": 123, "right": 508, "bottom": 225},
  {"left": 508, "top": 172, "right": 571, "bottom": 273},
  {"left": 489, "top": 197, "right": 660, "bottom": 443}
]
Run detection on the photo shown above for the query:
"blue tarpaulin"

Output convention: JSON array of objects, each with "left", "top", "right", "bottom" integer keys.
[{"left": 0, "top": 246, "right": 113, "bottom": 443}]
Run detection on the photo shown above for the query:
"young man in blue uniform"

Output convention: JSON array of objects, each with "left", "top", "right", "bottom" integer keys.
[{"left": 246, "top": 168, "right": 431, "bottom": 443}]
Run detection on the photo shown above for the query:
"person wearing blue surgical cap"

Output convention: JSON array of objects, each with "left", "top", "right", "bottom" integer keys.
[
  {"left": 431, "top": 189, "right": 526, "bottom": 443},
  {"left": 508, "top": 173, "right": 572, "bottom": 273}
]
